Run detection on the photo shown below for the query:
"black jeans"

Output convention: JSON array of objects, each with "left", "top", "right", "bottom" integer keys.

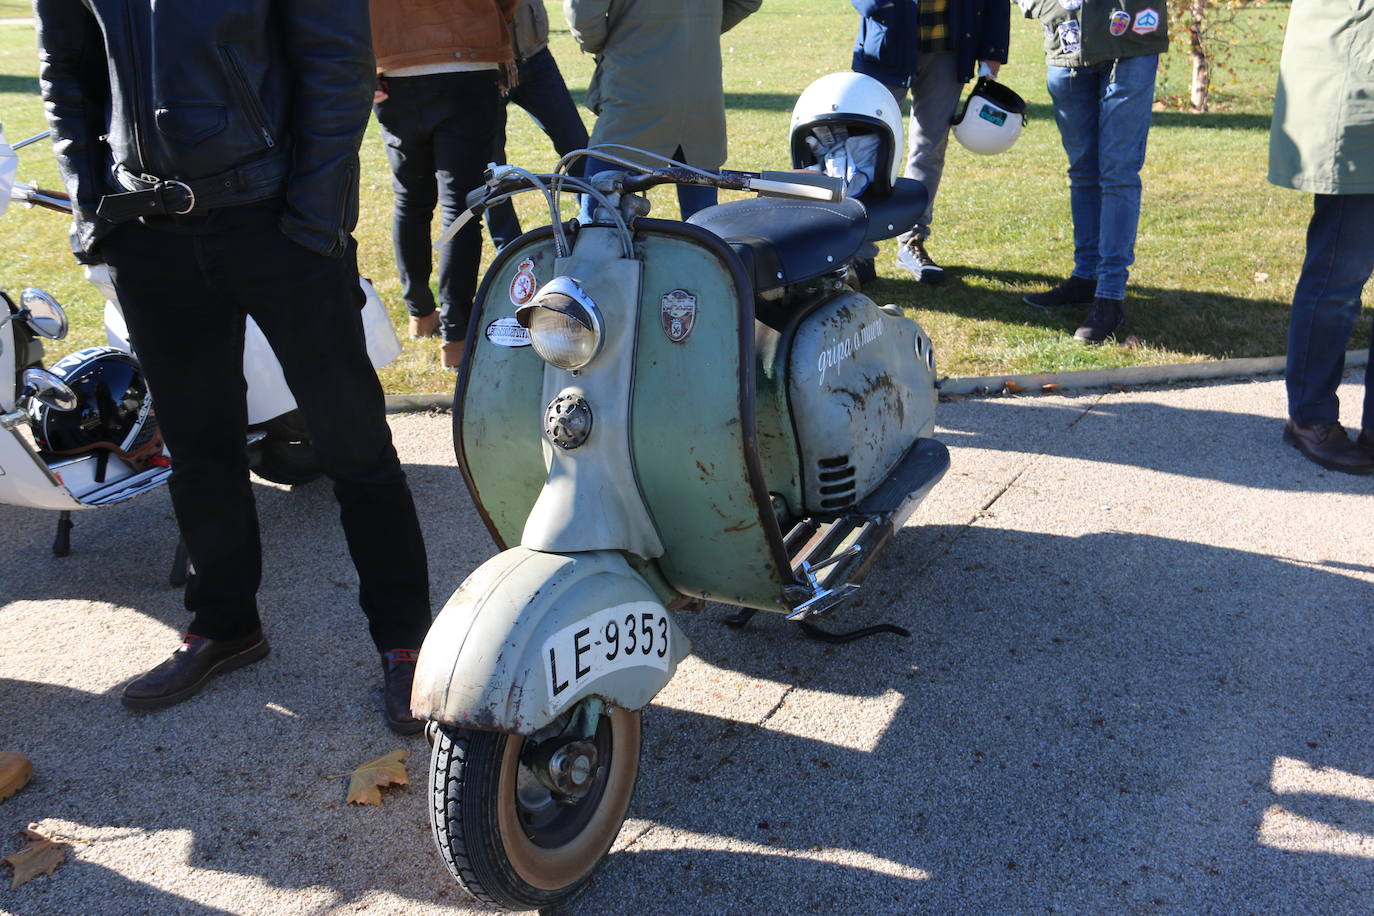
[
  {"left": 485, "top": 47, "right": 590, "bottom": 249},
  {"left": 101, "top": 203, "right": 432, "bottom": 651},
  {"left": 374, "top": 69, "right": 502, "bottom": 343}
]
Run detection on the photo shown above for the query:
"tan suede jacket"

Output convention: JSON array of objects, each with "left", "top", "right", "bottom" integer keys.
[{"left": 370, "top": 0, "right": 519, "bottom": 73}]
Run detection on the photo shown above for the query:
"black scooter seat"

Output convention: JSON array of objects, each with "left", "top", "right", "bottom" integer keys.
[
  {"left": 687, "top": 178, "right": 928, "bottom": 293},
  {"left": 688, "top": 196, "right": 867, "bottom": 292}
]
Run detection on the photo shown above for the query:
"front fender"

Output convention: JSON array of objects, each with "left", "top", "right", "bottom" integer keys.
[{"left": 413, "top": 547, "right": 692, "bottom": 735}]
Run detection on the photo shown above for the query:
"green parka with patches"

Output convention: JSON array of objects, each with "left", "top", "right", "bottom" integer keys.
[
  {"left": 1018, "top": 0, "right": 1168, "bottom": 67},
  {"left": 1268, "top": 0, "right": 1374, "bottom": 195}
]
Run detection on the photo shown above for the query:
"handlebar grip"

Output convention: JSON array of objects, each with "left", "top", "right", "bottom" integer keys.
[{"left": 749, "top": 171, "right": 846, "bottom": 203}]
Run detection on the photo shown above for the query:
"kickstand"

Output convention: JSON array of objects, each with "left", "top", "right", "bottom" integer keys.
[
  {"left": 169, "top": 540, "right": 189, "bottom": 588},
  {"left": 52, "top": 511, "right": 73, "bottom": 557},
  {"left": 722, "top": 606, "right": 909, "bottom": 644},
  {"left": 796, "top": 620, "right": 911, "bottom": 644},
  {"left": 720, "top": 608, "right": 759, "bottom": 629}
]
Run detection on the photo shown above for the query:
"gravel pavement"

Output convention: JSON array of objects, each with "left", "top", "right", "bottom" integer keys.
[{"left": 1, "top": 376, "right": 1371, "bottom": 915}]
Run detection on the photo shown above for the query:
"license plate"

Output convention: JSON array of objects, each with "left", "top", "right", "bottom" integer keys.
[{"left": 542, "top": 602, "right": 672, "bottom": 713}]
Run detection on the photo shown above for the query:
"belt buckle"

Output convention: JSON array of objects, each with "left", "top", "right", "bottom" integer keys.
[{"left": 162, "top": 179, "right": 195, "bottom": 215}]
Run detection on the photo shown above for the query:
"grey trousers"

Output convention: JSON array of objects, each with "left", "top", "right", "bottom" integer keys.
[{"left": 887, "top": 52, "right": 965, "bottom": 242}]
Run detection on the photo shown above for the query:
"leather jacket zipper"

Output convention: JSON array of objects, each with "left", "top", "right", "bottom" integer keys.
[
  {"left": 123, "top": 0, "right": 149, "bottom": 173},
  {"left": 219, "top": 46, "right": 277, "bottom": 150}
]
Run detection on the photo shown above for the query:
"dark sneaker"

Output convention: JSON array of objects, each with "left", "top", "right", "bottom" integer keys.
[
  {"left": 1073, "top": 297, "right": 1125, "bottom": 344},
  {"left": 122, "top": 630, "right": 269, "bottom": 710},
  {"left": 381, "top": 649, "right": 424, "bottom": 735},
  {"left": 1284, "top": 421, "right": 1374, "bottom": 475},
  {"left": 895, "top": 238, "right": 945, "bottom": 285},
  {"left": 1024, "top": 275, "right": 1095, "bottom": 309}
]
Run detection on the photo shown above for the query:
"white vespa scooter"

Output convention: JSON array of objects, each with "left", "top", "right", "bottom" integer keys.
[{"left": 0, "top": 127, "right": 403, "bottom": 562}]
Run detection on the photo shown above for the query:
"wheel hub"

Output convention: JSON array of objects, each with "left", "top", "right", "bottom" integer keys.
[{"left": 546, "top": 741, "right": 599, "bottom": 796}]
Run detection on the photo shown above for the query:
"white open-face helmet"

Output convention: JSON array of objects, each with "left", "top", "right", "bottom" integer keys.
[
  {"left": 951, "top": 77, "right": 1028, "bottom": 155},
  {"left": 790, "top": 72, "right": 904, "bottom": 196}
]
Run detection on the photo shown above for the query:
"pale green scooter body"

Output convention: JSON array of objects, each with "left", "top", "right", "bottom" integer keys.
[{"left": 414, "top": 188, "right": 945, "bottom": 735}]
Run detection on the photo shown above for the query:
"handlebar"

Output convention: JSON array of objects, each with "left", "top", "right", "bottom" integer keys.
[
  {"left": 619, "top": 167, "right": 845, "bottom": 203},
  {"left": 10, "top": 184, "right": 72, "bottom": 214}
]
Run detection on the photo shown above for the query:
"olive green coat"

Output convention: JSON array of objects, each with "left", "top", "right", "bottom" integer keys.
[
  {"left": 564, "top": 0, "right": 762, "bottom": 169},
  {"left": 1268, "top": 0, "right": 1374, "bottom": 195}
]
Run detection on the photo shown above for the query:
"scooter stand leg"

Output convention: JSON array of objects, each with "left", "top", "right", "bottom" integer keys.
[
  {"left": 52, "top": 511, "right": 73, "bottom": 557},
  {"left": 796, "top": 620, "right": 911, "bottom": 644},
  {"left": 720, "top": 608, "right": 759, "bottom": 629}
]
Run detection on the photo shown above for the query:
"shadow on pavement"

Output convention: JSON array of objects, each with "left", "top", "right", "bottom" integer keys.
[
  {"left": 935, "top": 389, "right": 1374, "bottom": 495},
  {"left": 588, "top": 523, "right": 1374, "bottom": 912}
]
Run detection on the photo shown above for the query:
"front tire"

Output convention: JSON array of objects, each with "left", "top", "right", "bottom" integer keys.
[{"left": 429, "top": 704, "right": 641, "bottom": 910}]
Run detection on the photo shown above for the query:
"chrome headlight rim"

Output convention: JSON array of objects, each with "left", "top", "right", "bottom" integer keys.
[{"left": 515, "top": 276, "right": 605, "bottom": 371}]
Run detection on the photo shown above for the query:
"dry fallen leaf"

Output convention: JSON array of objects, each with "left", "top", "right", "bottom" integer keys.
[
  {"left": 3, "top": 825, "right": 69, "bottom": 889},
  {"left": 1040, "top": 384, "right": 1059, "bottom": 393},
  {"left": 1122, "top": 335, "right": 1144, "bottom": 349},
  {"left": 1002, "top": 380, "right": 1026, "bottom": 394},
  {"left": 1254, "top": 271, "right": 1270, "bottom": 283},
  {"left": 0, "top": 752, "right": 33, "bottom": 803},
  {"left": 335, "top": 749, "right": 409, "bottom": 806}
]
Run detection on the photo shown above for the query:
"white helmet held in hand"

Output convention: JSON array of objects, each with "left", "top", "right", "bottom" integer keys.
[
  {"left": 951, "top": 77, "right": 1028, "bottom": 155},
  {"left": 790, "top": 72, "right": 904, "bottom": 196}
]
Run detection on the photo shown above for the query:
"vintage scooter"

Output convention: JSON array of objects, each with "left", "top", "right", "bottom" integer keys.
[
  {"left": 0, "top": 127, "right": 403, "bottom": 560},
  {"left": 413, "top": 75, "right": 949, "bottom": 911}
]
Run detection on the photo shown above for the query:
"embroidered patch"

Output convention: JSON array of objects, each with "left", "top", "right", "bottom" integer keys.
[
  {"left": 1132, "top": 8, "right": 1160, "bottom": 34},
  {"left": 1057, "top": 19, "right": 1082, "bottom": 54},
  {"left": 1109, "top": 10, "right": 1131, "bottom": 35},
  {"left": 1059, "top": 0, "right": 1082, "bottom": 9}
]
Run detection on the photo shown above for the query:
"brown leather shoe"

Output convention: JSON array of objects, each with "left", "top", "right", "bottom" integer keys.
[
  {"left": 122, "top": 630, "right": 269, "bottom": 711},
  {"left": 381, "top": 649, "right": 423, "bottom": 735},
  {"left": 408, "top": 312, "right": 440, "bottom": 338},
  {"left": 1283, "top": 420, "right": 1374, "bottom": 475},
  {"left": 441, "top": 340, "right": 464, "bottom": 369}
]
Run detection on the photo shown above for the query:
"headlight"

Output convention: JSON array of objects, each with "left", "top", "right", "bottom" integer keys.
[{"left": 516, "top": 277, "right": 604, "bottom": 371}]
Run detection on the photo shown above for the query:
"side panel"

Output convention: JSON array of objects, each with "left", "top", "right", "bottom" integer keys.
[
  {"left": 788, "top": 293, "right": 939, "bottom": 512},
  {"left": 630, "top": 223, "right": 797, "bottom": 612},
  {"left": 456, "top": 231, "right": 559, "bottom": 547}
]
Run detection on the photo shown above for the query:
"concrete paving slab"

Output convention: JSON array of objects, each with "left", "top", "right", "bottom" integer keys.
[{"left": 1, "top": 375, "right": 1371, "bottom": 914}]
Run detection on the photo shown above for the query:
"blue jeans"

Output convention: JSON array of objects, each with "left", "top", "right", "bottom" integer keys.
[
  {"left": 1286, "top": 193, "right": 1374, "bottom": 430},
  {"left": 486, "top": 47, "right": 590, "bottom": 248},
  {"left": 579, "top": 148, "right": 718, "bottom": 223},
  {"left": 1046, "top": 55, "right": 1158, "bottom": 301}
]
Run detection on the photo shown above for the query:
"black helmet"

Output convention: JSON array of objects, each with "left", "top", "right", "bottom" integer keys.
[{"left": 30, "top": 346, "right": 161, "bottom": 460}]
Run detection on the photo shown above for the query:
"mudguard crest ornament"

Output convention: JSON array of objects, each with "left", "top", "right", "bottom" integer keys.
[{"left": 660, "top": 289, "right": 696, "bottom": 343}]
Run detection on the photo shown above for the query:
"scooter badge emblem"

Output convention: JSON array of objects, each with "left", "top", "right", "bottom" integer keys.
[
  {"left": 485, "top": 315, "right": 531, "bottom": 348},
  {"left": 660, "top": 289, "right": 696, "bottom": 343},
  {"left": 1109, "top": 10, "right": 1131, "bottom": 35},
  {"left": 509, "top": 258, "right": 538, "bottom": 307},
  {"left": 1131, "top": 8, "right": 1160, "bottom": 34}
]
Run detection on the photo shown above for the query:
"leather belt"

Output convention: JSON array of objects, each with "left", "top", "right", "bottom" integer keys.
[{"left": 96, "top": 156, "right": 287, "bottom": 224}]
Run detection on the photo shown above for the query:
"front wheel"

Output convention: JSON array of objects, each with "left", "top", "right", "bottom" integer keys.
[{"left": 429, "top": 702, "right": 641, "bottom": 910}]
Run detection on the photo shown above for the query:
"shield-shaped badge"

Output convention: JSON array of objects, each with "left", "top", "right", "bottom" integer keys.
[{"left": 660, "top": 289, "right": 697, "bottom": 343}]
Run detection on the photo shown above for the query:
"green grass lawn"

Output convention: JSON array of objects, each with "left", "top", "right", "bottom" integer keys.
[{"left": 1, "top": 1, "right": 1366, "bottom": 393}]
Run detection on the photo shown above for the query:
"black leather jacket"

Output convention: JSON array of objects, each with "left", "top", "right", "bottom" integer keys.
[{"left": 34, "top": 0, "right": 374, "bottom": 258}]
